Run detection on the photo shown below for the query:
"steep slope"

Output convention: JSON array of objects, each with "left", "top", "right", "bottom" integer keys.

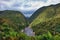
[
  {"left": 29, "top": 3, "right": 60, "bottom": 35},
  {"left": 0, "top": 10, "right": 28, "bottom": 31},
  {"left": 29, "top": 7, "right": 47, "bottom": 23}
]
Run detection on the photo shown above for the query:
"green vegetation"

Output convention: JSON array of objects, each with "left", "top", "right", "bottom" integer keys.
[
  {"left": 0, "top": 31, "right": 60, "bottom": 40},
  {"left": 29, "top": 3, "right": 60, "bottom": 35},
  {"left": 0, "top": 10, "right": 29, "bottom": 40},
  {"left": 0, "top": 3, "right": 60, "bottom": 40},
  {"left": 0, "top": 10, "right": 28, "bottom": 31}
]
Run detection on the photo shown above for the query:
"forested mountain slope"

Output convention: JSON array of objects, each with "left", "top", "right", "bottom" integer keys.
[
  {"left": 29, "top": 3, "right": 60, "bottom": 35},
  {"left": 0, "top": 10, "right": 28, "bottom": 31}
]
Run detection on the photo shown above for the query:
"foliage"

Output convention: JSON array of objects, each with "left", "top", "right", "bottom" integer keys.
[
  {"left": 0, "top": 10, "right": 29, "bottom": 31},
  {"left": 29, "top": 3, "right": 60, "bottom": 35},
  {"left": 0, "top": 31, "right": 60, "bottom": 40},
  {"left": 0, "top": 3, "right": 60, "bottom": 40}
]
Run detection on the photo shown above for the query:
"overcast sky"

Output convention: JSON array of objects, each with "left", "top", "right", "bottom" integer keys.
[{"left": 0, "top": 0, "right": 60, "bottom": 17}]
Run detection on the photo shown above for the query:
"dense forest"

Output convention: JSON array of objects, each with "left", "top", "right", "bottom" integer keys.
[{"left": 0, "top": 3, "right": 60, "bottom": 40}]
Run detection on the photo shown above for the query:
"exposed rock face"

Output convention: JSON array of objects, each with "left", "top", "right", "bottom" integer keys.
[{"left": 24, "top": 27, "right": 35, "bottom": 36}]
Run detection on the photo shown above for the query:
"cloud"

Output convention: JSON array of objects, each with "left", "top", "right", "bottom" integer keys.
[
  {"left": 14, "top": 0, "right": 60, "bottom": 10},
  {"left": 0, "top": 0, "right": 60, "bottom": 11},
  {"left": 0, "top": 0, "right": 11, "bottom": 1},
  {"left": 0, "top": 0, "right": 60, "bottom": 17}
]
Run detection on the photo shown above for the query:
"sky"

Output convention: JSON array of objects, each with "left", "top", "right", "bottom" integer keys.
[{"left": 0, "top": 0, "right": 60, "bottom": 17}]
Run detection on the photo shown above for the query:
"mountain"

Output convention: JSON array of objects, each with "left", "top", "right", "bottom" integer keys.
[
  {"left": 29, "top": 3, "right": 60, "bottom": 35},
  {"left": 29, "top": 7, "right": 47, "bottom": 23},
  {"left": 0, "top": 10, "right": 28, "bottom": 31}
]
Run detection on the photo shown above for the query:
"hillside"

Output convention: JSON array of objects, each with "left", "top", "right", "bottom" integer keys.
[
  {"left": 29, "top": 3, "right": 60, "bottom": 35},
  {"left": 0, "top": 3, "right": 60, "bottom": 40},
  {"left": 0, "top": 10, "right": 28, "bottom": 31},
  {"left": 29, "top": 7, "right": 47, "bottom": 23}
]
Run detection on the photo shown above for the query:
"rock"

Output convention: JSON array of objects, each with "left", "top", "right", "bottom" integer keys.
[{"left": 24, "top": 27, "right": 35, "bottom": 36}]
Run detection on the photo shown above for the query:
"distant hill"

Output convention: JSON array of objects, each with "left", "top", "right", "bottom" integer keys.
[
  {"left": 0, "top": 10, "right": 28, "bottom": 31},
  {"left": 29, "top": 3, "right": 60, "bottom": 35}
]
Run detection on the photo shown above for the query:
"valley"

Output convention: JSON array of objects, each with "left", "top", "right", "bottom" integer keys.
[{"left": 0, "top": 3, "right": 60, "bottom": 40}]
